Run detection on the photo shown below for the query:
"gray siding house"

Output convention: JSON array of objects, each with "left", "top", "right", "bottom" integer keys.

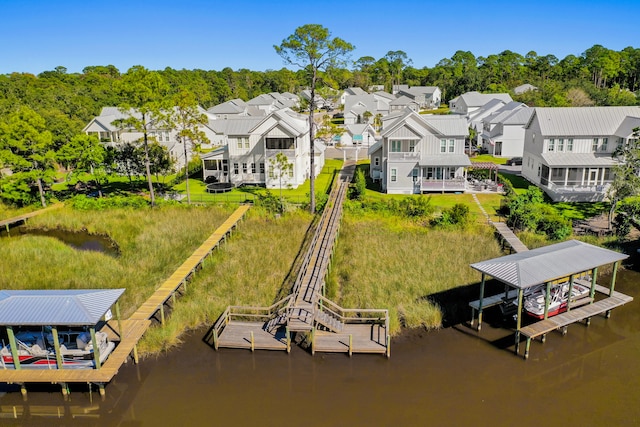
[
  {"left": 369, "top": 110, "right": 470, "bottom": 194},
  {"left": 521, "top": 106, "right": 640, "bottom": 201}
]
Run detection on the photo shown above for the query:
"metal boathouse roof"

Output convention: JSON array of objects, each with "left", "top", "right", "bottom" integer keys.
[
  {"left": 0, "top": 289, "right": 125, "bottom": 326},
  {"left": 470, "top": 240, "right": 628, "bottom": 289}
]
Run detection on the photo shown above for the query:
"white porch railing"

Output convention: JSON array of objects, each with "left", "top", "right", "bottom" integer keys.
[
  {"left": 420, "top": 178, "right": 467, "bottom": 191},
  {"left": 547, "top": 182, "right": 611, "bottom": 193},
  {"left": 389, "top": 151, "right": 420, "bottom": 161}
]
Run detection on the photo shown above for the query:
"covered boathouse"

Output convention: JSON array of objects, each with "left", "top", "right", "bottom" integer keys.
[
  {"left": 0, "top": 289, "right": 125, "bottom": 371},
  {"left": 469, "top": 240, "right": 632, "bottom": 359}
]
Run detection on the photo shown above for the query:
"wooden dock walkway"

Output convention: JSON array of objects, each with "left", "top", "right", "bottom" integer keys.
[
  {"left": 0, "top": 205, "right": 251, "bottom": 395},
  {"left": 519, "top": 286, "right": 633, "bottom": 359},
  {"left": 491, "top": 221, "right": 529, "bottom": 253},
  {"left": 0, "top": 204, "right": 63, "bottom": 233},
  {"left": 214, "top": 162, "right": 391, "bottom": 356}
]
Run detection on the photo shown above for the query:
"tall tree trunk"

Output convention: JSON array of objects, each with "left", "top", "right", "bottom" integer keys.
[
  {"left": 183, "top": 139, "right": 191, "bottom": 205},
  {"left": 142, "top": 132, "right": 156, "bottom": 206},
  {"left": 36, "top": 177, "right": 46, "bottom": 207},
  {"left": 308, "top": 71, "right": 317, "bottom": 214}
]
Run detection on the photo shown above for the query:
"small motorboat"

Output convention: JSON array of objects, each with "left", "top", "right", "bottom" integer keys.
[
  {"left": 521, "top": 282, "right": 590, "bottom": 319},
  {"left": 0, "top": 328, "right": 115, "bottom": 369}
]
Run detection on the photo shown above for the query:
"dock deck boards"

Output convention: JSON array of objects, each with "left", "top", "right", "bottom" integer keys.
[
  {"left": 216, "top": 322, "right": 288, "bottom": 351},
  {"left": 492, "top": 222, "right": 529, "bottom": 253},
  {"left": 0, "top": 204, "right": 63, "bottom": 229},
  {"left": 314, "top": 324, "right": 387, "bottom": 354}
]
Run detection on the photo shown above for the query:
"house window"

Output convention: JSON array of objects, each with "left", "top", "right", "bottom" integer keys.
[
  {"left": 259, "top": 163, "right": 265, "bottom": 174},
  {"left": 233, "top": 163, "right": 239, "bottom": 174},
  {"left": 412, "top": 168, "right": 419, "bottom": 182},
  {"left": 374, "top": 157, "right": 380, "bottom": 166},
  {"left": 601, "top": 137, "right": 608, "bottom": 152},
  {"left": 242, "top": 163, "right": 247, "bottom": 173},
  {"left": 409, "top": 141, "right": 417, "bottom": 152},
  {"left": 245, "top": 138, "right": 250, "bottom": 149},
  {"left": 237, "top": 139, "right": 243, "bottom": 149},
  {"left": 567, "top": 138, "right": 573, "bottom": 152},
  {"left": 548, "top": 138, "right": 555, "bottom": 152},
  {"left": 557, "top": 138, "right": 564, "bottom": 152},
  {"left": 618, "top": 137, "right": 625, "bottom": 149},
  {"left": 268, "top": 165, "right": 274, "bottom": 178},
  {"left": 222, "top": 160, "right": 229, "bottom": 172},
  {"left": 391, "top": 140, "right": 402, "bottom": 152},
  {"left": 440, "top": 139, "right": 447, "bottom": 153},
  {"left": 592, "top": 138, "right": 598, "bottom": 152},
  {"left": 288, "top": 168, "right": 293, "bottom": 178},
  {"left": 448, "top": 140, "right": 455, "bottom": 153},
  {"left": 251, "top": 163, "right": 256, "bottom": 174},
  {"left": 391, "top": 168, "right": 397, "bottom": 182},
  {"left": 266, "top": 138, "right": 294, "bottom": 150}
]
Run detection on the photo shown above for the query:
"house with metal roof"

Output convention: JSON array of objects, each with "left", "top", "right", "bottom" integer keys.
[
  {"left": 480, "top": 103, "right": 533, "bottom": 158},
  {"left": 201, "top": 108, "right": 324, "bottom": 189},
  {"left": 369, "top": 109, "right": 470, "bottom": 193},
  {"left": 344, "top": 94, "right": 390, "bottom": 125},
  {"left": 521, "top": 106, "right": 640, "bottom": 201},
  {"left": 339, "top": 87, "right": 368, "bottom": 105},
  {"left": 83, "top": 106, "right": 219, "bottom": 170},
  {"left": 389, "top": 95, "right": 420, "bottom": 113},
  {"left": 449, "top": 91, "right": 513, "bottom": 117},
  {"left": 396, "top": 86, "right": 442, "bottom": 109},
  {"left": 340, "top": 123, "right": 377, "bottom": 146},
  {"left": 514, "top": 83, "right": 538, "bottom": 95}
]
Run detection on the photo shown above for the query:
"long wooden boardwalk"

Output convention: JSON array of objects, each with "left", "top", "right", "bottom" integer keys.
[
  {"left": 0, "top": 204, "right": 63, "bottom": 233},
  {"left": 0, "top": 205, "right": 251, "bottom": 395},
  {"left": 491, "top": 222, "right": 529, "bottom": 253},
  {"left": 213, "top": 163, "right": 391, "bottom": 356}
]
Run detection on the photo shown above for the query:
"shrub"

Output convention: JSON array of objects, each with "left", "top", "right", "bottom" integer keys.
[
  {"left": 431, "top": 203, "right": 471, "bottom": 228},
  {"left": 537, "top": 214, "right": 572, "bottom": 240},
  {"left": 349, "top": 169, "right": 366, "bottom": 200},
  {"left": 69, "top": 194, "right": 149, "bottom": 210}
]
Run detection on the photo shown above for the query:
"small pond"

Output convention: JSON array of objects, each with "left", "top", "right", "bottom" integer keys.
[{"left": 0, "top": 225, "right": 119, "bottom": 257}]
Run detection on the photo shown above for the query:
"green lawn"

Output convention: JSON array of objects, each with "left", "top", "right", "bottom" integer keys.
[{"left": 471, "top": 155, "right": 509, "bottom": 165}]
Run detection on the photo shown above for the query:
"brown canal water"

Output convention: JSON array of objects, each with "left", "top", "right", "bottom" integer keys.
[{"left": 0, "top": 270, "right": 638, "bottom": 426}]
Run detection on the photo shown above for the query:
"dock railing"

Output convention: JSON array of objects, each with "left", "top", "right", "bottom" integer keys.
[{"left": 316, "top": 295, "right": 389, "bottom": 326}]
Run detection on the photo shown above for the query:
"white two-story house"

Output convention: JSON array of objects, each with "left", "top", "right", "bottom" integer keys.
[
  {"left": 369, "top": 109, "right": 470, "bottom": 194},
  {"left": 83, "top": 106, "right": 219, "bottom": 170},
  {"left": 522, "top": 106, "right": 640, "bottom": 202},
  {"left": 201, "top": 108, "right": 324, "bottom": 189}
]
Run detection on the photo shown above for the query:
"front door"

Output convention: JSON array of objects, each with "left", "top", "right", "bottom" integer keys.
[{"left": 587, "top": 168, "right": 598, "bottom": 186}]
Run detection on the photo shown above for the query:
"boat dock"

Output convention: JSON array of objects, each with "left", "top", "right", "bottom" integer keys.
[
  {"left": 0, "top": 205, "right": 251, "bottom": 396},
  {"left": 519, "top": 283, "right": 633, "bottom": 359},
  {"left": 491, "top": 221, "right": 528, "bottom": 253},
  {"left": 470, "top": 240, "right": 632, "bottom": 360},
  {"left": 211, "top": 163, "right": 390, "bottom": 357}
]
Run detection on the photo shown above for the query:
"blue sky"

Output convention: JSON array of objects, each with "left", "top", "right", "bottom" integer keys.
[{"left": 1, "top": 0, "right": 638, "bottom": 75}]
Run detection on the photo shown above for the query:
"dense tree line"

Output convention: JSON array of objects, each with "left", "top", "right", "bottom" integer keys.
[{"left": 0, "top": 44, "right": 638, "bottom": 147}]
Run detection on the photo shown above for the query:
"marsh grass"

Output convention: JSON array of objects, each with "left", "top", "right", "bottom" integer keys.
[
  {"left": 0, "top": 205, "right": 234, "bottom": 317},
  {"left": 328, "top": 213, "right": 503, "bottom": 334},
  {"left": 136, "top": 210, "right": 312, "bottom": 354}
]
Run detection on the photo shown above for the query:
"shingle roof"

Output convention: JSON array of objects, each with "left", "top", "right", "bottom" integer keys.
[
  {"left": 0, "top": 289, "right": 125, "bottom": 326},
  {"left": 471, "top": 240, "right": 627, "bottom": 289},
  {"left": 529, "top": 107, "right": 640, "bottom": 136}
]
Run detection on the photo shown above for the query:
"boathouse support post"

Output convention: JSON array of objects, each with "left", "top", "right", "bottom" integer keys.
[
  {"left": 567, "top": 275, "right": 575, "bottom": 312},
  {"left": 6, "top": 326, "right": 21, "bottom": 370},
  {"left": 132, "top": 344, "right": 139, "bottom": 364},
  {"left": 250, "top": 331, "right": 254, "bottom": 352},
  {"left": 590, "top": 267, "right": 598, "bottom": 300},
  {"left": 544, "top": 281, "right": 551, "bottom": 320},
  {"left": 311, "top": 328, "right": 315, "bottom": 355},
  {"left": 477, "top": 273, "right": 486, "bottom": 331},
  {"left": 515, "top": 289, "right": 523, "bottom": 355},
  {"left": 51, "top": 326, "right": 64, "bottom": 369},
  {"left": 213, "top": 329, "right": 219, "bottom": 350},
  {"left": 61, "top": 382, "right": 69, "bottom": 399},
  {"left": 90, "top": 327, "right": 101, "bottom": 369},
  {"left": 115, "top": 302, "right": 123, "bottom": 338},
  {"left": 609, "top": 261, "right": 619, "bottom": 296},
  {"left": 349, "top": 334, "right": 353, "bottom": 357},
  {"left": 524, "top": 337, "right": 531, "bottom": 360}
]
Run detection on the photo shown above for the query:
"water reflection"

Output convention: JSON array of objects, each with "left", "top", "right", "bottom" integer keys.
[{"left": 0, "top": 269, "right": 638, "bottom": 426}]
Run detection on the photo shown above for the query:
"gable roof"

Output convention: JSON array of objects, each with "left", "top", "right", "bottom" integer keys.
[
  {"left": 459, "top": 92, "right": 513, "bottom": 108},
  {"left": 471, "top": 240, "right": 627, "bottom": 289},
  {"left": 0, "top": 289, "right": 125, "bottom": 326},
  {"left": 527, "top": 107, "right": 640, "bottom": 136},
  {"left": 382, "top": 110, "right": 468, "bottom": 138}
]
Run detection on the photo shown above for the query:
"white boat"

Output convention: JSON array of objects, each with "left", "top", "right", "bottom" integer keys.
[
  {"left": 0, "top": 328, "right": 115, "bottom": 369},
  {"left": 521, "top": 282, "right": 590, "bottom": 319}
]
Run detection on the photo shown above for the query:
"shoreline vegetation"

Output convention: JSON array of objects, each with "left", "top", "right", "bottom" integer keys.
[{"left": 0, "top": 161, "right": 623, "bottom": 357}]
